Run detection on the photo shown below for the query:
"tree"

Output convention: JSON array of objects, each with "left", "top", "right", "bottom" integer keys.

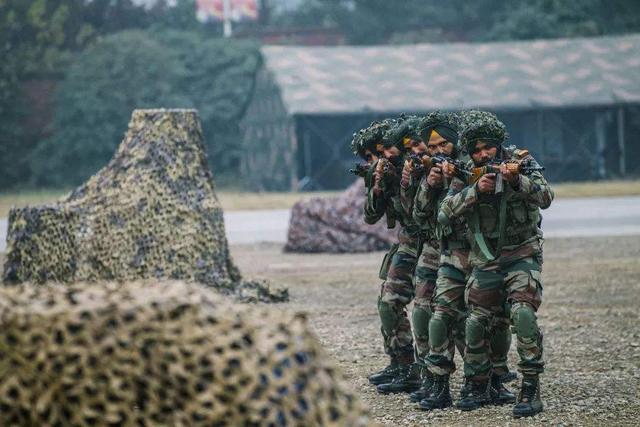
[
  {"left": 272, "top": 0, "right": 640, "bottom": 44},
  {"left": 31, "top": 30, "right": 260, "bottom": 187}
]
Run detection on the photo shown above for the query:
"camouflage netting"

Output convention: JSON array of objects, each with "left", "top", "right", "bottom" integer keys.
[
  {"left": 284, "top": 180, "right": 395, "bottom": 253},
  {"left": 0, "top": 281, "right": 374, "bottom": 426},
  {"left": 2, "top": 109, "right": 286, "bottom": 302}
]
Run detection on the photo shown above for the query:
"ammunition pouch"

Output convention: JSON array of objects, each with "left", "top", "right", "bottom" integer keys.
[
  {"left": 444, "top": 239, "right": 469, "bottom": 251},
  {"left": 379, "top": 243, "right": 400, "bottom": 280}
]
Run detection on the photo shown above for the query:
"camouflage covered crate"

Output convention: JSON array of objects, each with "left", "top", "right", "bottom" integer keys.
[
  {"left": 285, "top": 180, "right": 396, "bottom": 253},
  {"left": 2, "top": 109, "right": 285, "bottom": 301},
  {"left": 0, "top": 280, "right": 374, "bottom": 426}
]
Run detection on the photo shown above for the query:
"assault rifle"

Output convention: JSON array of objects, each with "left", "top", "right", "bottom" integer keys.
[
  {"left": 423, "top": 154, "right": 472, "bottom": 179},
  {"left": 405, "top": 153, "right": 472, "bottom": 187},
  {"left": 469, "top": 155, "right": 545, "bottom": 194},
  {"left": 373, "top": 158, "right": 401, "bottom": 192},
  {"left": 349, "top": 163, "right": 370, "bottom": 178}
]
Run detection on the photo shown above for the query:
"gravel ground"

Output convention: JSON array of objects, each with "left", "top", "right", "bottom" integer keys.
[
  {"left": 229, "top": 236, "right": 640, "bottom": 426},
  {"left": 1, "top": 236, "right": 638, "bottom": 426}
]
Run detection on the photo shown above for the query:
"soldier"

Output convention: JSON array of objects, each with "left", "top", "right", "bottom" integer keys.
[
  {"left": 367, "top": 116, "right": 425, "bottom": 395},
  {"left": 438, "top": 112, "right": 552, "bottom": 417},
  {"left": 351, "top": 123, "right": 383, "bottom": 169},
  {"left": 352, "top": 119, "right": 403, "bottom": 388},
  {"left": 399, "top": 112, "right": 460, "bottom": 404},
  {"left": 415, "top": 111, "right": 515, "bottom": 411}
]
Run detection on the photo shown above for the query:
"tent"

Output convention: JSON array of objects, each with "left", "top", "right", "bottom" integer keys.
[{"left": 240, "top": 34, "right": 640, "bottom": 190}]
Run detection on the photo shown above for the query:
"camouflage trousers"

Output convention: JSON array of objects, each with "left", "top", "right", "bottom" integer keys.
[
  {"left": 411, "top": 238, "right": 440, "bottom": 362},
  {"left": 427, "top": 247, "right": 512, "bottom": 376},
  {"left": 464, "top": 246, "right": 544, "bottom": 379},
  {"left": 378, "top": 234, "right": 419, "bottom": 362}
]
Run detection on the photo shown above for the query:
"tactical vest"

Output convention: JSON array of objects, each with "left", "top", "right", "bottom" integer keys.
[{"left": 468, "top": 149, "right": 541, "bottom": 260}]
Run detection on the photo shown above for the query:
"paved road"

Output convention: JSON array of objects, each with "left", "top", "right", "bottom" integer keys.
[{"left": 1, "top": 197, "right": 639, "bottom": 251}]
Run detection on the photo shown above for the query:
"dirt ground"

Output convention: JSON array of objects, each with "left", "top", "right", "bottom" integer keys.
[
  {"left": 230, "top": 236, "right": 640, "bottom": 426},
  {"left": 1, "top": 235, "right": 638, "bottom": 426}
]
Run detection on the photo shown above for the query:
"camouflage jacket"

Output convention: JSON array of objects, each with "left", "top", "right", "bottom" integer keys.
[
  {"left": 439, "top": 149, "right": 554, "bottom": 264},
  {"left": 435, "top": 176, "right": 470, "bottom": 250},
  {"left": 413, "top": 151, "right": 470, "bottom": 244},
  {"left": 411, "top": 174, "right": 443, "bottom": 241},
  {"left": 364, "top": 157, "right": 421, "bottom": 242}
]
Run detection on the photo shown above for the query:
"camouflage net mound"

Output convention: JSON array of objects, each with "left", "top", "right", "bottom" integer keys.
[
  {"left": 284, "top": 180, "right": 395, "bottom": 253},
  {"left": 0, "top": 281, "right": 373, "bottom": 426},
  {"left": 2, "top": 109, "right": 286, "bottom": 302}
]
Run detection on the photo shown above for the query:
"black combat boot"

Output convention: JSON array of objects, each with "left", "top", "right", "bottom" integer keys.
[
  {"left": 500, "top": 370, "right": 517, "bottom": 383},
  {"left": 408, "top": 367, "right": 434, "bottom": 402},
  {"left": 376, "top": 363, "right": 421, "bottom": 394},
  {"left": 368, "top": 357, "right": 399, "bottom": 385},
  {"left": 490, "top": 372, "right": 516, "bottom": 405},
  {"left": 456, "top": 377, "right": 492, "bottom": 411},
  {"left": 513, "top": 375, "right": 543, "bottom": 418},
  {"left": 418, "top": 374, "right": 452, "bottom": 410}
]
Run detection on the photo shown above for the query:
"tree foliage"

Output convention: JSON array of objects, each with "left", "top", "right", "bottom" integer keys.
[
  {"left": 272, "top": 0, "right": 640, "bottom": 44},
  {"left": 31, "top": 30, "right": 260, "bottom": 187}
]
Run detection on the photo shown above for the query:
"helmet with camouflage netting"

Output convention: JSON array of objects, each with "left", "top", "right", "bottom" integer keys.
[
  {"left": 382, "top": 114, "right": 423, "bottom": 152},
  {"left": 458, "top": 110, "right": 509, "bottom": 154},
  {"left": 350, "top": 119, "right": 396, "bottom": 159}
]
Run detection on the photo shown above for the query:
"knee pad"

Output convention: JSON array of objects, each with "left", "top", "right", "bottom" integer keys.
[
  {"left": 511, "top": 302, "right": 538, "bottom": 340},
  {"left": 378, "top": 299, "right": 400, "bottom": 333},
  {"left": 465, "top": 314, "right": 486, "bottom": 347},
  {"left": 428, "top": 312, "right": 450, "bottom": 348},
  {"left": 411, "top": 306, "right": 431, "bottom": 338}
]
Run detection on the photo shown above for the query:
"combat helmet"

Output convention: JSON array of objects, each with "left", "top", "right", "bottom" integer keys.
[
  {"left": 458, "top": 110, "right": 509, "bottom": 154},
  {"left": 350, "top": 119, "right": 396, "bottom": 159},
  {"left": 382, "top": 114, "right": 423, "bottom": 152},
  {"left": 418, "top": 111, "right": 460, "bottom": 152}
]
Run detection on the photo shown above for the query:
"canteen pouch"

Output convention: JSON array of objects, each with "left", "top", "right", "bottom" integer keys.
[{"left": 379, "top": 243, "right": 399, "bottom": 280}]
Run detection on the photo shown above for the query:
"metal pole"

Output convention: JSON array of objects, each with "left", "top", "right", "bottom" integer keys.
[
  {"left": 537, "top": 110, "right": 545, "bottom": 162},
  {"left": 289, "top": 120, "right": 299, "bottom": 191},
  {"left": 595, "top": 113, "right": 607, "bottom": 179},
  {"left": 617, "top": 106, "right": 626, "bottom": 176},
  {"left": 223, "top": 0, "right": 232, "bottom": 38},
  {"left": 304, "top": 129, "right": 312, "bottom": 180}
]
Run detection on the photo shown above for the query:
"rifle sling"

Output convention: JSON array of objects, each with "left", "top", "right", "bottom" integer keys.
[{"left": 471, "top": 193, "right": 508, "bottom": 261}]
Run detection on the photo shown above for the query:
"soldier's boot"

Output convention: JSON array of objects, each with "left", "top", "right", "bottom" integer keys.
[
  {"left": 456, "top": 378, "right": 492, "bottom": 411},
  {"left": 500, "top": 370, "right": 517, "bottom": 383},
  {"left": 513, "top": 375, "right": 543, "bottom": 418},
  {"left": 418, "top": 374, "right": 452, "bottom": 411},
  {"left": 376, "top": 362, "right": 422, "bottom": 394},
  {"left": 490, "top": 372, "right": 516, "bottom": 405},
  {"left": 408, "top": 368, "right": 434, "bottom": 402},
  {"left": 368, "top": 357, "right": 399, "bottom": 385}
]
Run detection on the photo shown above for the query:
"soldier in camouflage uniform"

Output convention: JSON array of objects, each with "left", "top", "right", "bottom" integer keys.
[
  {"left": 351, "top": 119, "right": 403, "bottom": 388},
  {"left": 396, "top": 112, "right": 460, "bottom": 404},
  {"left": 416, "top": 111, "right": 515, "bottom": 411},
  {"left": 366, "top": 116, "right": 425, "bottom": 395},
  {"left": 438, "top": 112, "right": 553, "bottom": 417}
]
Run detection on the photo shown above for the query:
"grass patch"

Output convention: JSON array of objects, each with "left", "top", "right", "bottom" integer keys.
[
  {"left": 0, "top": 189, "right": 70, "bottom": 218},
  {"left": 1, "top": 180, "right": 638, "bottom": 217},
  {"left": 552, "top": 179, "right": 640, "bottom": 198},
  {"left": 0, "top": 189, "right": 341, "bottom": 217}
]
